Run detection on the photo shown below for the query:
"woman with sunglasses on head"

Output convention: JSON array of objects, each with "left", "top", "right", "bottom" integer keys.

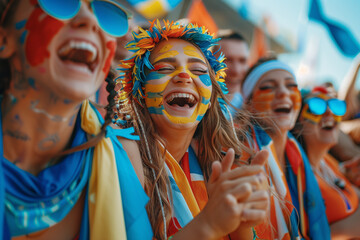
[
  {"left": 240, "top": 57, "right": 330, "bottom": 239},
  {"left": 293, "top": 86, "right": 360, "bottom": 238},
  {"left": 113, "top": 20, "right": 270, "bottom": 240},
  {"left": 0, "top": 0, "right": 153, "bottom": 239}
]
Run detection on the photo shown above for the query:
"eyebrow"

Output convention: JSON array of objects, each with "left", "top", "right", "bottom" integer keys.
[
  {"left": 188, "top": 57, "right": 206, "bottom": 65},
  {"left": 152, "top": 57, "right": 207, "bottom": 66}
]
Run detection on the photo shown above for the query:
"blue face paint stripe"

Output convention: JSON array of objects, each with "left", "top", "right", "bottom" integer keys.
[
  {"left": 146, "top": 92, "right": 163, "bottom": 98},
  {"left": 15, "top": 19, "right": 27, "bottom": 30},
  {"left": 145, "top": 71, "right": 167, "bottom": 81},
  {"left": 196, "top": 114, "right": 205, "bottom": 122},
  {"left": 199, "top": 74, "right": 211, "bottom": 87},
  {"left": 28, "top": 78, "right": 37, "bottom": 90},
  {"left": 201, "top": 97, "right": 210, "bottom": 105},
  {"left": 148, "top": 107, "right": 164, "bottom": 114},
  {"left": 20, "top": 31, "right": 28, "bottom": 44}
]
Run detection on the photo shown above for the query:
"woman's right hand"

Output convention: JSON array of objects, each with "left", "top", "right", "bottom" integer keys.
[
  {"left": 172, "top": 149, "right": 269, "bottom": 240},
  {"left": 197, "top": 149, "right": 269, "bottom": 239}
]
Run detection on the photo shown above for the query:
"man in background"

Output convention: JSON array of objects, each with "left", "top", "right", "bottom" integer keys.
[{"left": 216, "top": 29, "right": 250, "bottom": 118}]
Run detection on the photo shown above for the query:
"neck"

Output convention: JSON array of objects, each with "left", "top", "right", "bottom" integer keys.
[
  {"left": 2, "top": 83, "right": 82, "bottom": 175},
  {"left": 159, "top": 127, "right": 196, "bottom": 163},
  {"left": 269, "top": 130, "right": 288, "bottom": 172},
  {"left": 305, "top": 142, "right": 329, "bottom": 169}
]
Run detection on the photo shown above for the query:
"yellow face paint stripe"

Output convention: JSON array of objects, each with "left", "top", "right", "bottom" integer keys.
[
  {"left": 158, "top": 44, "right": 173, "bottom": 53},
  {"left": 153, "top": 50, "right": 179, "bottom": 63},
  {"left": 164, "top": 102, "right": 209, "bottom": 124},
  {"left": 145, "top": 81, "right": 168, "bottom": 93},
  {"left": 183, "top": 46, "right": 204, "bottom": 60}
]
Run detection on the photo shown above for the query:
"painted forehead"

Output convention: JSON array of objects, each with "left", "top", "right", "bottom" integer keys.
[
  {"left": 150, "top": 39, "right": 206, "bottom": 64},
  {"left": 257, "top": 69, "right": 295, "bottom": 84}
]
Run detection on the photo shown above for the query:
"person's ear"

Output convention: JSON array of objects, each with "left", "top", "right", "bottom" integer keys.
[{"left": 0, "top": 26, "right": 16, "bottom": 59}]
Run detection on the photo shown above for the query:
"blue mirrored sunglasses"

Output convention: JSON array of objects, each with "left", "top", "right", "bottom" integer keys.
[
  {"left": 306, "top": 97, "right": 347, "bottom": 116},
  {"left": 38, "top": 0, "right": 131, "bottom": 37}
]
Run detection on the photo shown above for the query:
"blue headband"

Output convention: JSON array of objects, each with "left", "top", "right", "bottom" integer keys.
[{"left": 242, "top": 60, "right": 296, "bottom": 100}]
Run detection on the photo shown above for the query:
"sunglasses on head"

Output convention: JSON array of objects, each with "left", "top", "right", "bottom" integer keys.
[
  {"left": 1, "top": 0, "right": 131, "bottom": 37},
  {"left": 306, "top": 97, "right": 347, "bottom": 116}
]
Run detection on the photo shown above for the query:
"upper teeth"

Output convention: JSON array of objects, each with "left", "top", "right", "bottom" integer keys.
[
  {"left": 321, "top": 120, "right": 335, "bottom": 128},
  {"left": 58, "top": 40, "right": 97, "bottom": 62},
  {"left": 275, "top": 104, "right": 291, "bottom": 109},
  {"left": 166, "top": 93, "right": 196, "bottom": 103}
]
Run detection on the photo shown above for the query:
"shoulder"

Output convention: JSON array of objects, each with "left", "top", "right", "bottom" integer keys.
[{"left": 118, "top": 137, "right": 145, "bottom": 187}]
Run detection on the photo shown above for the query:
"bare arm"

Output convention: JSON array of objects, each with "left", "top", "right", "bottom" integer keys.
[
  {"left": 338, "top": 53, "right": 360, "bottom": 120},
  {"left": 330, "top": 187, "right": 360, "bottom": 239},
  {"left": 330, "top": 130, "right": 360, "bottom": 162}
]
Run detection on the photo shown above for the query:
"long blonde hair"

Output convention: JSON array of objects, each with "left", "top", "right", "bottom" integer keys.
[{"left": 128, "top": 63, "right": 252, "bottom": 239}]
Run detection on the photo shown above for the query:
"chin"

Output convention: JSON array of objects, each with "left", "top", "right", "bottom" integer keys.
[{"left": 53, "top": 82, "right": 99, "bottom": 103}]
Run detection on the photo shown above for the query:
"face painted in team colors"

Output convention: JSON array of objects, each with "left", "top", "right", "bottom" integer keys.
[
  {"left": 301, "top": 93, "right": 344, "bottom": 124},
  {"left": 7, "top": 0, "right": 117, "bottom": 101},
  {"left": 250, "top": 70, "right": 301, "bottom": 129},
  {"left": 145, "top": 39, "right": 212, "bottom": 125}
]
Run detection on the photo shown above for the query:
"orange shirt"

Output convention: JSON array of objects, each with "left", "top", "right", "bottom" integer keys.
[{"left": 315, "top": 154, "right": 359, "bottom": 223}]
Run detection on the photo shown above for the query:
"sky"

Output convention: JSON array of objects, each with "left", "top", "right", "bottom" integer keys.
[{"left": 224, "top": 0, "right": 360, "bottom": 91}]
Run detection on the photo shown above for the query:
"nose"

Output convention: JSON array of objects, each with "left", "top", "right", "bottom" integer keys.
[
  {"left": 276, "top": 84, "right": 290, "bottom": 98},
  {"left": 173, "top": 71, "right": 193, "bottom": 84},
  {"left": 70, "top": 2, "right": 99, "bottom": 34},
  {"left": 323, "top": 105, "right": 333, "bottom": 116}
]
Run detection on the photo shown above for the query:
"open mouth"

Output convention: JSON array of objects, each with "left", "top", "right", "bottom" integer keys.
[
  {"left": 273, "top": 104, "right": 291, "bottom": 114},
  {"left": 58, "top": 40, "right": 98, "bottom": 72},
  {"left": 165, "top": 93, "right": 197, "bottom": 108},
  {"left": 321, "top": 120, "right": 336, "bottom": 130}
]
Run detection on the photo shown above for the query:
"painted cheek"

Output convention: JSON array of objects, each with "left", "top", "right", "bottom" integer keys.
[
  {"left": 25, "top": 8, "right": 65, "bottom": 66},
  {"left": 145, "top": 71, "right": 168, "bottom": 82},
  {"left": 102, "top": 40, "right": 116, "bottom": 74},
  {"left": 291, "top": 89, "right": 301, "bottom": 111},
  {"left": 144, "top": 75, "right": 168, "bottom": 114},
  {"left": 252, "top": 89, "right": 273, "bottom": 112},
  {"left": 199, "top": 74, "right": 211, "bottom": 87}
]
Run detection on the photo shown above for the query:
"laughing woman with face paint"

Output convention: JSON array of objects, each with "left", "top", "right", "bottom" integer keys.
[
  {"left": 0, "top": 0, "right": 153, "bottom": 239},
  {"left": 112, "top": 20, "right": 270, "bottom": 240},
  {"left": 293, "top": 86, "right": 360, "bottom": 238},
  {"left": 241, "top": 57, "right": 330, "bottom": 240}
]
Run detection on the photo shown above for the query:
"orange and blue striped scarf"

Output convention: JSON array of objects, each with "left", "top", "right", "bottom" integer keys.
[
  {"left": 252, "top": 126, "right": 330, "bottom": 240},
  {"left": 162, "top": 145, "right": 230, "bottom": 239}
]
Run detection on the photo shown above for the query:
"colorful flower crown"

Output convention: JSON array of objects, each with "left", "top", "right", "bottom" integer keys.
[{"left": 113, "top": 19, "right": 228, "bottom": 125}]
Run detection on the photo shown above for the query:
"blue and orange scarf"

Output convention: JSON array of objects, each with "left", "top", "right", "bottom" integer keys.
[
  {"left": 0, "top": 100, "right": 153, "bottom": 239},
  {"left": 162, "top": 145, "right": 230, "bottom": 240},
  {"left": 252, "top": 126, "right": 330, "bottom": 240}
]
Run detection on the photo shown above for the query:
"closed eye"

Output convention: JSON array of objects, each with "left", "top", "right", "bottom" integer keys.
[
  {"left": 157, "top": 67, "right": 174, "bottom": 72},
  {"left": 190, "top": 68, "right": 208, "bottom": 74},
  {"left": 258, "top": 86, "right": 274, "bottom": 90},
  {"left": 287, "top": 83, "right": 298, "bottom": 89}
]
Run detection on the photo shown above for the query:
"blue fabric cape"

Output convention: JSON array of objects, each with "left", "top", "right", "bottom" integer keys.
[{"left": 0, "top": 101, "right": 153, "bottom": 239}]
